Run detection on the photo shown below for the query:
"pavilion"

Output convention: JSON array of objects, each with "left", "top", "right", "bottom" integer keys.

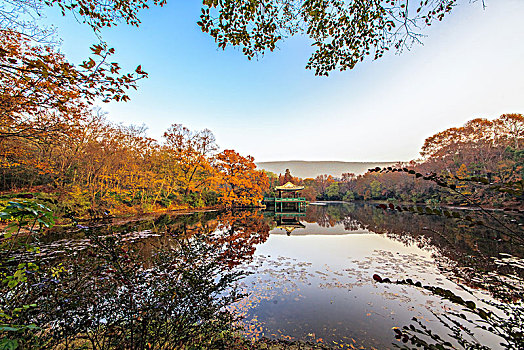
[{"left": 263, "top": 182, "right": 306, "bottom": 213}]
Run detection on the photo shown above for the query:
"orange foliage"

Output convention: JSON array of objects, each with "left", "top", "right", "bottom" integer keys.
[
  {"left": 208, "top": 210, "right": 270, "bottom": 267},
  {"left": 0, "top": 30, "right": 147, "bottom": 141},
  {"left": 214, "top": 150, "right": 269, "bottom": 208},
  {"left": 0, "top": 110, "right": 268, "bottom": 215}
]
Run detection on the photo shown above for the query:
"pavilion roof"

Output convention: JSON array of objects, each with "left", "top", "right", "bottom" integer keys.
[{"left": 275, "top": 182, "right": 304, "bottom": 191}]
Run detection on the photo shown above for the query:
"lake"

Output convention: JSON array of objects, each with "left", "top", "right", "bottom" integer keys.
[{"left": 34, "top": 202, "right": 524, "bottom": 349}]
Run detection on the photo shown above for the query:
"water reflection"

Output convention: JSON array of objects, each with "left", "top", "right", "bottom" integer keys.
[
  {"left": 12, "top": 202, "right": 524, "bottom": 349},
  {"left": 210, "top": 210, "right": 271, "bottom": 267},
  {"left": 301, "top": 203, "right": 524, "bottom": 302},
  {"left": 239, "top": 203, "right": 523, "bottom": 348},
  {"left": 271, "top": 213, "right": 306, "bottom": 235},
  {"left": 13, "top": 231, "right": 244, "bottom": 349}
]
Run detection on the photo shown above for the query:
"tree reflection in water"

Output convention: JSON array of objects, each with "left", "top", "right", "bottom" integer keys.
[
  {"left": 308, "top": 203, "right": 524, "bottom": 302},
  {"left": 6, "top": 210, "right": 272, "bottom": 349},
  {"left": 4, "top": 204, "right": 523, "bottom": 349},
  {"left": 209, "top": 210, "right": 271, "bottom": 268},
  {"left": 300, "top": 203, "right": 524, "bottom": 349}
]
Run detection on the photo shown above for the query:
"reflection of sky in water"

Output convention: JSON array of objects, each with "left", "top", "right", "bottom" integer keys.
[
  {"left": 271, "top": 222, "right": 370, "bottom": 236},
  {"left": 232, "top": 222, "right": 502, "bottom": 349},
  {"left": 39, "top": 203, "right": 518, "bottom": 348}
]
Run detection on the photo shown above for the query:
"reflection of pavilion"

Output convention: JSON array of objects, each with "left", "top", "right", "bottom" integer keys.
[
  {"left": 274, "top": 212, "right": 306, "bottom": 235},
  {"left": 263, "top": 182, "right": 306, "bottom": 213}
]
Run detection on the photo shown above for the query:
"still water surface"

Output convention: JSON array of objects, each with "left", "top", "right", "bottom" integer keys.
[
  {"left": 43, "top": 202, "right": 523, "bottom": 349},
  {"left": 230, "top": 204, "right": 517, "bottom": 348}
]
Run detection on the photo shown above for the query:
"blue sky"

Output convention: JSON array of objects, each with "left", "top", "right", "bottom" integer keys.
[{"left": 43, "top": 0, "right": 524, "bottom": 162}]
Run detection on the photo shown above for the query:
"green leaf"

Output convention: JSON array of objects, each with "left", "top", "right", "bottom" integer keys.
[
  {"left": 0, "top": 339, "right": 19, "bottom": 350},
  {"left": 6, "top": 225, "right": 18, "bottom": 234}
]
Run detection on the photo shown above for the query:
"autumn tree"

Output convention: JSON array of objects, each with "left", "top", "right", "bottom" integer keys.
[
  {"left": 351, "top": 114, "right": 523, "bottom": 206},
  {"left": 0, "top": 31, "right": 147, "bottom": 141},
  {"left": 161, "top": 124, "right": 218, "bottom": 200},
  {"left": 339, "top": 172, "right": 356, "bottom": 194},
  {"left": 313, "top": 174, "right": 335, "bottom": 199},
  {"left": 0, "top": 0, "right": 165, "bottom": 145},
  {"left": 301, "top": 178, "right": 319, "bottom": 201},
  {"left": 214, "top": 150, "right": 269, "bottom": 208},
  {"left": 494, "top": 113, "right": 524, "bottom": 149},
  {"left": 0, "top": 0, "right": 155, "bottom": 193},
  {"left": 451, "top": 163, "right": 472, "bottom": 204}
]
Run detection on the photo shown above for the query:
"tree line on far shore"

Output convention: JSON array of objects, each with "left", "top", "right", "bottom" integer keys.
[{"left": 268, "top": 114, "right": 523, "bottom": 208}]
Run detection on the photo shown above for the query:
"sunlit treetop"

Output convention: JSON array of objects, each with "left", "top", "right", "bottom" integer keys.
[{"left": 420, "top": 113, "right": 523, "bottom": 160}]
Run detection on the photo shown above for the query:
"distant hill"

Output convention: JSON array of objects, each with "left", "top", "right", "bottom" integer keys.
[{"left": 256, "top": 160, "right": 398, "bottom": 179}]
